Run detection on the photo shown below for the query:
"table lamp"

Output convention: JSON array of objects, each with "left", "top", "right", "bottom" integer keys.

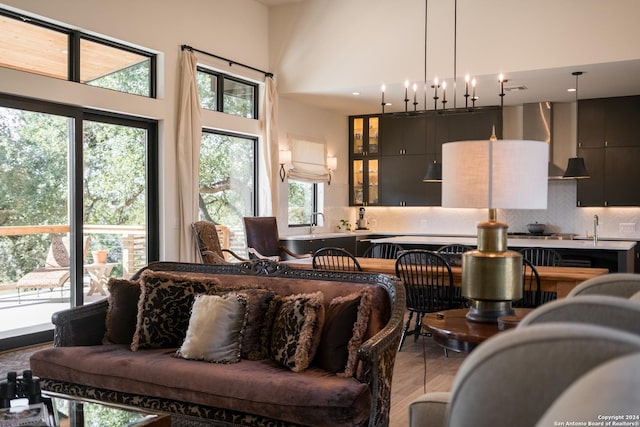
[{"left": 442, "top": 135, "right": 548, "bottom": 322}]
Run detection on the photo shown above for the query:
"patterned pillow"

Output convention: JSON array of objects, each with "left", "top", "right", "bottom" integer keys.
[
  {"left": 175, "top": 293, "right": 248, "bottom": 363},
  {"left": 205, "top": 286, "right": 276, "bottom": 360},
  {"left": 103, "top": 278, "right": 141, "bottom": 344},
  {"left": 265, "top": 292, "right": 325, "bottom": 372},
  {"left": 131, "top": 270, "right": 221, "bottom": 351},
  {"left": 45, "top": 235, "right": 70, "bottom": 268},
  {"left": 315, "top": 289, "right": 373, "bottom": 377}
]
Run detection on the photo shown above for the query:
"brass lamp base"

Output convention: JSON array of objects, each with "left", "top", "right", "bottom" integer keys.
[
  {"left": 466, "top": 300, "right": 515, "bottom": 323},
  {"left": 462, "top": 210, "right": 523, "bottom": 323}
]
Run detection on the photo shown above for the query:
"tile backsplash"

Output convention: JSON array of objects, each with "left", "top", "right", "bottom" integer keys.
[{"left": 358, "top": 180, "right": 640, "bottom": 241}]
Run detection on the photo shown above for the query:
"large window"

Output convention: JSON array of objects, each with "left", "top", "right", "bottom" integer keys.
[
  {"left": 196, "top": 68, "right": 258, "bottom": 118},
  {"left": 198, "top": 130, "right": 257, "bottom": 256},
  {"left": 0, "top": 95, "right": 158, "bottom": 350},
  {"left": 0, "top": 10, "right": 156, "bottom": 97}
]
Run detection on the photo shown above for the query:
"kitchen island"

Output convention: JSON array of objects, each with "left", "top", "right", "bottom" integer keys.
[
  {"left": 279, "top": 232, "right": 636, "bottom": 273},
  {"left": 370, "top": 235, "right": 636, "bottom": 273}
]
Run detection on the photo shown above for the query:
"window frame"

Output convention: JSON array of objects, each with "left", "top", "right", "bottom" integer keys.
[
  {"left": 1, "top": 8, "right": 157, "bottom": 98},
  {"left": 200, "top": 128, "right": 260, "bottom": 218},
  {"left": 288, "top": 181, "right": 319, "bottom": 228},
  {"left": 0, "top": 92, "right": 159, "bottom": 349},
  {"left": 196, "top": 66, "right": 259, "bottom": 119}
]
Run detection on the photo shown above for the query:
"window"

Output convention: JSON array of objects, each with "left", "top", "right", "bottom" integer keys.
[
  {"left": 288, "top": 181, "right": 318, "bottom": 227},
  {"left": 199, "top": 131, "right": 257, "bottom": 256},
  {"left": 196, "top": 68, "right": 258, "bottom": 118},
  {"left": 0, "top": 10, "right": 156, "bottom": 97},
  {"left": 0, "top": 94, "right": 159, "bottom": 348}
]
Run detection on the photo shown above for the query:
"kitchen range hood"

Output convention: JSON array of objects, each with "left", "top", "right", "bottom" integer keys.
[{"left": 522, "top": 102, "right": 566, "bottom": 180}]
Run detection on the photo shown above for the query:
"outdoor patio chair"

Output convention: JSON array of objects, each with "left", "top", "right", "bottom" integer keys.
[{"left": 16, "top": 235, "right": 90, "bottom": 303}]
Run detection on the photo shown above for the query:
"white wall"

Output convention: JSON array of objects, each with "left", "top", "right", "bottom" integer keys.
[
  {"left": 0, "top": 0, "right": 269, "bottom": 260},
  {"left": 275, "top": 97, "right": 350, "bottom": 235}
]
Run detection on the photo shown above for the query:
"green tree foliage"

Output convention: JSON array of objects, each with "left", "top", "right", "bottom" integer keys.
[{"left": 0, "top": 108, "right": 147, "bottom": 282}]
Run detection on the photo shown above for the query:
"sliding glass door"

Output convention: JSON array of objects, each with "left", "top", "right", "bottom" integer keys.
[{"left": 0, "top": 97, "right": 158, "bottom": 349}]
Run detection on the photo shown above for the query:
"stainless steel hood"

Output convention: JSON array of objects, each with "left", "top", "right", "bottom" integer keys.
[{"left": 522, "top": 102, "right": 566, "bottom": 180}]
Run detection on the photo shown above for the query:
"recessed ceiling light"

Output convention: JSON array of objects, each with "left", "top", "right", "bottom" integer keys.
[
  {"left": 567, "top": 88, "right": 576, "bottom": 92},
  {"left": 352, "top": 92, "right": 360, "bottom": 96}
]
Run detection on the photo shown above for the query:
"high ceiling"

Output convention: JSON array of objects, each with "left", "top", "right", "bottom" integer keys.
[{"left": 264, "top": 0, "right": 640, "bottom": 116}]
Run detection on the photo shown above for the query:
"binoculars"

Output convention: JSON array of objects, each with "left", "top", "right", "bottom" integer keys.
[{"left": 0, "top": 370, "right": 42, "bottom": 408}]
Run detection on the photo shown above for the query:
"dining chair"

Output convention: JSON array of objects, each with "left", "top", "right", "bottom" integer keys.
[
  {"left": 362, "top": 242, "right": 404, "bottom": 259},
  {"left": 395, "top": 249, "right": 459, "bottom": 351},
  {"left": 243, "top": 216, "right": 311, "bottom": 261},
  {"left": 519, "top": 247, "right": 563, "bottom": 267},
  {"left": 514, "top": 258, "right": 541, "bottom": 308},
  {"left": 436, "top": 244, "right": 474, "bottom": 267},
  {"left": 192, "top": 221, "right": 246, "bottom": 264},
  {"left": 520, "top": 247, "right": 563, "bottom": 303},
  {"left": 312, "top": 247, "right": 362, "bottom": 272}
]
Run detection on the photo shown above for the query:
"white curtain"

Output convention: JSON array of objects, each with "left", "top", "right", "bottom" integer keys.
[
  {"left": 259, "top": 76, "right": 278, "bottom": 216},
  {"left": 176, "top": 50, "right": 202, "bottom": 262}
]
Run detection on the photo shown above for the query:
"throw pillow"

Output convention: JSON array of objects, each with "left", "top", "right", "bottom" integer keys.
[
  {"left": 131, "top": 270, "right": 221, "bottom": 351},
  {"left": 315, "top": 289, "right": 373, "bottom": 377},
  {"left": 204, "top": 286, "right": 276, "bottom": 360},
  {"left": 103, "top": 278, "right": 141, "bottom": 344},
  {"left": 266, "top": 291, "right": 325, "bottom": 372},
  {"left": 175, "top": 293, "right": 248, "bottom": 363},
  {"left": 45, "top": 235, "right": 70, "bottom": 268}
]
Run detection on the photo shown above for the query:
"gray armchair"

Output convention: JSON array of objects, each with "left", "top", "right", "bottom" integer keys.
[
  {"left": 567, "top": 272, "right": 640, "bottom": 297},
  {"left": 408, "top": 323, "right": 640, "bottom": 427}
]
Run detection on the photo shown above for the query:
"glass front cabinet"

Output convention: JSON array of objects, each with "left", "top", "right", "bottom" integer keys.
[{"left": 350, "top": 116, "right": 380, "bottom": 205}]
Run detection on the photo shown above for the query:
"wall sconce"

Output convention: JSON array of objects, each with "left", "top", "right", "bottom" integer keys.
[
  {"left": 279, "top": 149, "right": 292, "bottom": 182},
  {"left": 327, "top": 156, "right": 337, "bottom": 185}
]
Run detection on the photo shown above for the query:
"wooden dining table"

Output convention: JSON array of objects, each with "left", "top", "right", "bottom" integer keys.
[{"left": 282, "top": 257, "right": 609, "bottom": 298}]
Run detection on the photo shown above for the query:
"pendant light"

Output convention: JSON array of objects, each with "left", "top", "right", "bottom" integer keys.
[
  {"left": 563, "top": 71, "right": 590, "bottom": 179},
  {"left": 422, "top": 0, "right": 443, "bottom": 182}
]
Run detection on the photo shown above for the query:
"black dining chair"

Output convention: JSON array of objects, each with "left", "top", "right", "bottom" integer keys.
[
  {"left": 514, "top": 258, "right": 542, "bottom": 308},
  {"left": 395, "top": 249, "right": 460, "bottom": 351},
  {"left": 312, "top": 247, "right": 362, "bottom": 272},
  {"left": 362, "top": 242, "right": 404, "bottom": 259},
  {"left": 520, "top": 247, "right": 562, "bottom": 304},
  {"left": 436, "top": 244, "right": 474, "bottom": 267}
]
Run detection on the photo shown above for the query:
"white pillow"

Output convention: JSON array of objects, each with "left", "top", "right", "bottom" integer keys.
[{"left": 176, "top": 293, "right": 247, "bottom": 363}]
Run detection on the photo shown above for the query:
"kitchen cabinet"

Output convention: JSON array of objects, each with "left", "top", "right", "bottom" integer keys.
[
  {"left": 279, "top": 235, "right": 357, "bottom": 258},
  {"left": 349, "top": 107, "right": 501, "bottom": 206},
  {"left": 577, "top": 95, "right": 640, "bottom": 206},
  {"left": 379, "top": 115, "right": 426, "bottom": 155},
  {"left": 350, "top": 115, "right": 380, "bottom": 205}
]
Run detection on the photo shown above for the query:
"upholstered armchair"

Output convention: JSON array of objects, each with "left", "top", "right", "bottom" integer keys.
[
  {"left": 408, "top": 323, "right": 640, "bottom": 427},
  {"left": 243, "top": 216, "right": 310, "bottom": 261}
]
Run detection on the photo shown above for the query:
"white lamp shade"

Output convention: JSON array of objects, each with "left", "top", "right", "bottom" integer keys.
[
  {"left": 442, "top": 139, "right": 548, "bottom": 210},
  {"left": 279, "top": 149, "right": 292, "bottom": 165},
  {"left": 327, "top": 156, "right": 338, "bottom": 170}
]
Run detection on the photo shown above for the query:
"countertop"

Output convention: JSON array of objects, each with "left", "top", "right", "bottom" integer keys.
[
  {"left": 280, "top": 232, "right": 636, "bottom": 251},
  {"left": 370, "top": 235, "right": 636, "bottom": 251}
]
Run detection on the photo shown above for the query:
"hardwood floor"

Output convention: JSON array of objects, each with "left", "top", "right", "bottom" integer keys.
[
  {"left": 0, "top": 336, "right": 466, "bottom": 427},
  {"left": 389, "top": 336, "right": 466, "bottom": 427}
]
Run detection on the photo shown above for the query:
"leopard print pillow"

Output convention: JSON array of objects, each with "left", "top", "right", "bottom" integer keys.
[
  {"left": 131, "top": 270, "right": 221, "bottom": 351},
  {"left": 265, "top": 291, "right": 325, "bottom": 372}
]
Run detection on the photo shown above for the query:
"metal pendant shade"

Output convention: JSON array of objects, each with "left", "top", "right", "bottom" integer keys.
[
  {"left": 423, "top": 160, "right": 442, "bottom": 182},
  {"left": 563, "top": 157, "right": 590, "bottom": 179}
]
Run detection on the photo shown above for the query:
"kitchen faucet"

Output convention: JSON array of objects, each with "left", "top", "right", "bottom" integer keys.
[
  {"left": 309, "top": 212, "right": 325, "bottom": 234},
  {"left": 593, "top": 214, "right": 599, "bottom": 245}
]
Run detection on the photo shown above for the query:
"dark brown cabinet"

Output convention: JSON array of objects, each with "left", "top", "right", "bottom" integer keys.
[
  {"left": 349, "top": 107, "right": 502, "bottom": 206},
  {"left": 577, "top": 96, "right": 640, "bottom": 206}
]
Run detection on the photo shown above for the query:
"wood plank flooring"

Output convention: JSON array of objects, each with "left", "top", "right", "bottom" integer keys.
[{"left": 389, "top": 336, "right": 466, "bottom": 427}]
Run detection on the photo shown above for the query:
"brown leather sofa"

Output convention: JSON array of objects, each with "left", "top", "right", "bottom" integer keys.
[{"left": 30, "top": 261, "right": 404, "bottom": 427}]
